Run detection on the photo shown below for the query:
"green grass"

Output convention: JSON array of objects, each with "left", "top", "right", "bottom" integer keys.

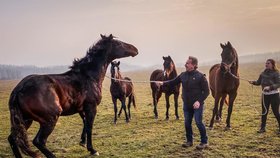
[{"left": 1, "top": 63, "right": 280, "bottom": 158}]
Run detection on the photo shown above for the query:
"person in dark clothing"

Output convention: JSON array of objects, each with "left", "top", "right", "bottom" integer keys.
[
  {"left": 159, "top": 56, "right": 209, "bottom": 149},
  {"left": 249, "top": 59, "right": 280, "bottom": 134}
]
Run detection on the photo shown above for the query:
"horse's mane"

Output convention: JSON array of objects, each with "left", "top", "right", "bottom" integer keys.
[{"left": 70, "top": 35, "right": 114, "bottom": 71}]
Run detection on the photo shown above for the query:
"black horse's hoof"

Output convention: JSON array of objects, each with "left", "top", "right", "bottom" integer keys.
[
  {"left": 90, "top": 149, "right": 99, "bottom": 156},
  {"left": 126, "top": 119, "right": 130, "bottom": 123},
  {"left": 224, "top": 126, "right": 231, "bottom": 131},
  {"left": 79, "top": 142, "right": 86, "bottom": 148},
  {"left": 165, "top": 117, "right": 169, "bottom": 121},
  {"left": 176, "top": 116, "right": 179, "bottom": 120},
  {"left": 208, "top": 127, "right": 214, "bottom": 130}
]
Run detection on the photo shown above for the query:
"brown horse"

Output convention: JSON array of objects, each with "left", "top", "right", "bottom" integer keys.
[
  {"left": 7, "top": 34, "right": 138, "bottom": 158},
  {"left": 110, "top": 61, "right": 136, "bottom": 124},
  {"left": 209, "top": 41, "right": 239, "bottom": 130},
  {"left": 150, "top": 56, "right": 180, "bottom": 120}
]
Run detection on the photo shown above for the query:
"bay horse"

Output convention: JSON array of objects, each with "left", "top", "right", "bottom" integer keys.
[
  {"left": 7, "top": 34, "right": 138, "bottom": 158},
  {"left": 150, "top": 56, "right": 180, "bottom": 120},
  {"left": 209, "top": 41, "right": 239, "bottom": 130},
  {"left": 110, "top": 61, "right": 136, "bottom": 124}
]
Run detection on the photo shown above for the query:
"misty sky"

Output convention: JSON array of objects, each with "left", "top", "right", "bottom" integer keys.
[{"left": 1, "top": 0, "right": 280, "bottom": 67}]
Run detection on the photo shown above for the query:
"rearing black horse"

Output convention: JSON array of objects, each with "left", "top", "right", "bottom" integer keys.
[
  {"left": 209, "top": 41, "right": 239, "bottom": 130},
  {"left": 7, "top": 34, "right": 138, "bottom": 158},
  {"left": 110, "top": 61, "right": 136, "bottom": 124},
  {"left": 150, "top": 56, "right": 180, "bottom": 120}
]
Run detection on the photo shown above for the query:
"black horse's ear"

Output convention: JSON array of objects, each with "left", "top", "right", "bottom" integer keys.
[
  {"left": 168, "top": 55, "right": 171, "bottom": 59},
  {"left": 100, "top": 34, "right": 106, "bottom": 39},
  {"left": 227, "top": 41, "right": 232, "bottom": 48},
  {"left": 108, "top": 34, "right": 114, "bottom": 40},
  {"left": 163, "top": 56, "right": 166, "bottom": 60},
  {"left": 111, "top": 61, "right": 114, "bottom": 65},
  {"left": 117, "top": 61, "right": 120, "bottom": 65},
  {"left": 220, "top": 43, "right": 225, "bottom": 49}
]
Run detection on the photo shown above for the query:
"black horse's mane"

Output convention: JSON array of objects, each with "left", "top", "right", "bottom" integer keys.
[{"left": 70, "top": 36, "right": 113, "bottom": 70}]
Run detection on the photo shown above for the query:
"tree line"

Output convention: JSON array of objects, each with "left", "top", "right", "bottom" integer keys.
[{"left": 0, "top": 65, "right": 68, "bottom": 80}]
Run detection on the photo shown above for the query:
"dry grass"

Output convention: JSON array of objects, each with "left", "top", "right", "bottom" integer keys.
[{"left": 0, "top": 62, "right": 280, "bottom": 158}]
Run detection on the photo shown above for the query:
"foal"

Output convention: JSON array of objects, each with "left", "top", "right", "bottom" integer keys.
[{"left": 110, "top": 61, "right": 136, "bottom": 124}]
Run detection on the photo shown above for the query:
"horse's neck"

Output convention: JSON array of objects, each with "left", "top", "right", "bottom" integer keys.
[
  {"left": 231, "top": 59, "right": 239, "bottom": 75},
  {"left": 111, "top": 71, "right": 123, "bottom": 83},
  {"left": 165, "top": 69, "right": 177, "bottom": 80}
]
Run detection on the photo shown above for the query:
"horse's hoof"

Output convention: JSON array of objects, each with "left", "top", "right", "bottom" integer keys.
[
  {"left": 155, "top": 116, "right": 158, "bottom": 119},
  {"left": 208, "top": 127, "right": 214, "bottom": 130},
  {"left": 91, "top": 150, "right": 99, "bottom": 156},
  {"left": 126, "top": 119, "right": 130, "bottom": 123},
  {"left": 79, "top": 142, "right": 86, "bottom": 148},
  {"left": 215, "top": 119, "right": 222, "bottom": 123},
  {"left": 224, "top": 126, "right": 231, "bottom": 131},
  {"left": 176, "top": 117, "right": 179, "bottom": 120},
  {"left": 165, "top": 117, "right": 169, "bottom": 121}
]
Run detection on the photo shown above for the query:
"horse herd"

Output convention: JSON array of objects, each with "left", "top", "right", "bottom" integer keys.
[{"left": 7, "top": 34, "right": 239, "bottom": 158}]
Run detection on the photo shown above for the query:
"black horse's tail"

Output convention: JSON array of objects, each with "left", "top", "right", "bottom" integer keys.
[{"left": 8, "top": 92, "right": 39, "bottom": 158}]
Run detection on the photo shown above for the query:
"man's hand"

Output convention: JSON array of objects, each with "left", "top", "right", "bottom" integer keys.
[
  {"left": 263, "top": 86, "right": 270, "bottom": 92},
  {"left": 193, "top": 101, "right": 200, "bottom": 109}
]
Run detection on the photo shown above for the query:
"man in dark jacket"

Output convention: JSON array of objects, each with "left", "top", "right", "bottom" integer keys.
[{"left": 160, "top": 56, "right": 209, "bottom": 149}]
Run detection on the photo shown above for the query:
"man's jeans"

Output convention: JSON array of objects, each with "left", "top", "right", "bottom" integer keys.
[{"left": 183, "top": 104, "right": 208, "bottom": 144}]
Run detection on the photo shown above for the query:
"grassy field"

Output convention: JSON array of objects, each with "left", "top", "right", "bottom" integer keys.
[{"left": 1, "top": 62, "right": 280, "bottom": 158}]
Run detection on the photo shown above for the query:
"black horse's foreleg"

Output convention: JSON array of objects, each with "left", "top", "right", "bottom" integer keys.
[
  {"left": 121, "top": 97, "right": 129, "bottom": 123},
  {"left": 210, "top": 96, "right": 221, "bottom": 129},
  {"left": 226, "top": 92, "right": 237, "bottom": 129},
  {"left": 174, "top": 93, "right": 179, "bottom": 120},
  {"left": 79, "top": 112, "right": 87, "bottom": 147},
  {"left": 217, "top": 95, "right": 226, "bottom": 121},
  {"left": 112, "top": 98, "right": 118, "bottom": 124},
  {"left": 84, "top": 106, "right": 99, "bottom": 156},
  {"left": 165, "top": 94, "right": 170, "bottom": 120},
  {"left": 118, "top": 107, "right": 123, "bottom": 118}
]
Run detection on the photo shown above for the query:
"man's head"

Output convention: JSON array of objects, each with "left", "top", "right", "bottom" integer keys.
[{"left": 185, "top": 56, "right": 198, "bottom": 72}]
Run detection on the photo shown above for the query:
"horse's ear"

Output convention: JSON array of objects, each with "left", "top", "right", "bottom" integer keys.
[
  {"left": 227, "top": 41, "right": 232, "bottom": 48},
  {"left": 100, "top": 34, "right": 106, "bottom": 39},
  {"left": 220, "top": 43, "right": 225, "bottom": 49},
  {"left": 117, "top": 61, "right": 120, "bottom": 66},
  {"left": 108, "top": 34, "right": 114, "bottom": 40},
  {"left": 162, "top": 56, "right": 165, "bottom": 60}
]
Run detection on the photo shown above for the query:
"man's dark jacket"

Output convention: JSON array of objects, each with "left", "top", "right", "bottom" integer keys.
[{"left": 164, "top": 70, "right": 209, "bottom": 110}]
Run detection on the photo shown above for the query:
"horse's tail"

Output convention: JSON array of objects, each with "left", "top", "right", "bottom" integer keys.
[
  {"left": 132, "top": 94, "right": 137, "bottom": 110},
  {"left": 8, "top": 92, "right": 39, "bottom": 157}
]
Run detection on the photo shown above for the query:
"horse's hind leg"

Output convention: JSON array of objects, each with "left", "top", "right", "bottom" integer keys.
[
  {"left": 8, "top": 134, "right": 22, "bottom": 158},
  {"left": 165, "top": 94, "right": 170, "bottom": 120},
  {"left": 79, "top": 112, "right": 87, "bottom": 147},
  {"left": 127, "top": 96, "right": 132, "bottom": 120},
  {"left": 33, "top": 121, "right": 57, "bottom": 158}
]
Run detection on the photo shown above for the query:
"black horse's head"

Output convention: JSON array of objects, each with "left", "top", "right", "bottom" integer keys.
[
  {"left": 110, "top": 61, "right": 121, "bottom": 80},
  {"left": 162, "top": 56, "right": 175, "bottom": 78},
  {"left": 71, "top": 34, "right": 138, "bottom": 70},
  {"left": 220, "top": 41, "right": 238, "bottom": 73}
]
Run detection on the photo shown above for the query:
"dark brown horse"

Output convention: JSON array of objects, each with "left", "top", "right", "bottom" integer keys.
[
  {"left": 209, "top": 41, "right": 239, "bottom": 130},
  {"left": 150, "top": 56, "right": 180, "bottom": 120},
  {"left": 7, "top": 34, "right": 138, "bottom": 158},
  {"left": 110, "top": 61, "right": 136, "bottom": 124}
]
